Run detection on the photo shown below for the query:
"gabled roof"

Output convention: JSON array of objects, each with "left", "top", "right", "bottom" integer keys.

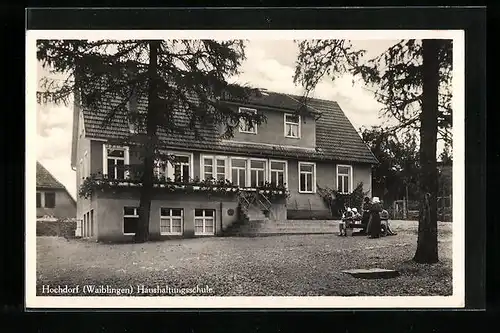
[
  {"left": 36, "top": 162, "right": 77, "bottom": 204},
  {"left": 77, "top": 90, "right": 378, "bottom": 164},
  {"left": 295, "top": 95, "right": 378, "bottom": 164},
  {"left": 36, "top": 162, "right": 65, "bottom": 189}
]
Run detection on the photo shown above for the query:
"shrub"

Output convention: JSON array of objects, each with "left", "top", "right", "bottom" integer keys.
[
  {"left": 317, "top": 182, "right": 370, "bottom": 218},
  {"left": 37, "top": 218, "right": 77, "bottom": 239}
]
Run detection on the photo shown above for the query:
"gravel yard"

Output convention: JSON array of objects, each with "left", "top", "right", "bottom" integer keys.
[{"left": 36, "top": 220, "right": 453, "bottom": 296}]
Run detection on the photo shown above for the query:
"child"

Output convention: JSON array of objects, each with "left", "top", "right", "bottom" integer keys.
[
  {"left": 339, "top": 207, "right": 353, "bottom": 236},
  {"left": 379, "top": 207, "right": 397, "bottom": 236}
]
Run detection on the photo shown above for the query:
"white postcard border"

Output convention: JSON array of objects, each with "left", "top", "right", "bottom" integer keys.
[{"left": 26, "top": 29, "right": 465, "bottom": 309}]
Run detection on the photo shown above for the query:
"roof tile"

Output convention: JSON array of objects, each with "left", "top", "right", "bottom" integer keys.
[{"left": 36, "top": 162, "right": 65, "bottom": 189}]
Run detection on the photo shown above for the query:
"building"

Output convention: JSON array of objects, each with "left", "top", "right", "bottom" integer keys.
[
  {"left": 36, "top": 161, "right": 77, "bottom": 220},
  {"left": 71, "top": 88, "right": 378, "bottom": 242}
]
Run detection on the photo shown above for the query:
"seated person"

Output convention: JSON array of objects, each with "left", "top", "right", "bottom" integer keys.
[
  {"left": 339, "top": 207, "right": 353, "bottom": 236},
  {"left": 380, "top": 208, "right": 397, "bottom": 236},
  {"left": 378, "top": 205, "right": 397, "bottom": 236},
  {"left": 352, "top": 207, "right": 361, "bottom": 221},
  {"left": 380, "top": 209, "right": 389, "bottom": 221}
]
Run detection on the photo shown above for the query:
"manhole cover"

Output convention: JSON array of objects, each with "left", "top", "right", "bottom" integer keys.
[{"left": 342, "top": 268, "right": 400, "bottom": 279}]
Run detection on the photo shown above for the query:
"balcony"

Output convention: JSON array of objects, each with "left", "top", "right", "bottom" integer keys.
[{"left": 79, "top": 167, "right": 288, "bottom": 200}]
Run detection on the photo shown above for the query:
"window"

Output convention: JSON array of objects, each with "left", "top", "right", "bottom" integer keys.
[
  {"left": 90, "top": 209, "right": 94, "bottom": 237},
  {"left": 203, "top": 157, "right": 214, "bottom": 180},
  {"left": 171, "top": 155, "right": 190, "bottom": 182},
  {"left": 155, "top": 154, "right": 192, "bottom": 182},
  {"left": 231, "top": 158, "right": 247, "bottom": 187},
  {"left": 160, "top": 208, "right": 183, "bottom": 235},
  {"left": 201, "top": 156, "right": 227, "bottom": 181},
  {"left": 216, "top": 159, "right": 226, "bottom": 181},
  {"left": 83, "top": 213, "right": 87, "bottom": 237},
  {"left": 44, "top": 192, "right": 56, "bottom": 208},
  {"left": 284, "top": 114, "right": 301, "bottom": 138},
  {"left": 123, "top": 207, "right": 139, "bottom": 235},
  {"left": 194, "top": 209, "right": 215, "bottom": 235},
  {"left": 250, "top": 160, "right": 267, "bottom": 187},
  {"left": 270, "top": 160, "right": 287, "bottom": 187},
  {"left": 108, "top": 149, "right": 125, "bottom": 179},
  {"left": 202, "top": 155, "right": 289, "bottom": 189},
  {"left": 337, "top": 165, "right": 353, "bottom": 194},
  {"left": 85, "top": 212, "right": 90, "bottom": 237},
  {"left": 239, "top": 107, "right": 257, "bottom": 134},
  {"left": 103, "top": 145, "right": 130, "bottom": 180},
  {"left": 36, "top": 192, "right": 41, "bottom": 208},
  {"left": 298, "top": 162, "right": 316, "bottom": 193}
]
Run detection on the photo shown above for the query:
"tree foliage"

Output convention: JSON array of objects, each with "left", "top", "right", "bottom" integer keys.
[
  {"left": 37, "top": 39, "right": 265, "bottom": 243},
  {"left": 360, "top": 126, "right": 420, "bottom": 203},
  {"left": 37, "top": 39, "right": 265, "bottom": 141},
  {"left": 294, "top": 39, "right": 452, "bottom": 144},
  {"left": 295, "top": 38, "right": 451, "bottom": 263}
]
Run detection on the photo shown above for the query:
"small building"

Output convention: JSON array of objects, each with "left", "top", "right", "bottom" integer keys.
[{"left": 36, "top": 161, "right": 77, "bottom": 221}]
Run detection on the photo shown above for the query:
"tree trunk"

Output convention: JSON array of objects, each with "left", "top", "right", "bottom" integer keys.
[
  {"left": 413, "top": 39, "right": 440, "bottom": 263},
  {"left": 135, "top": 40, "right": 161, "bottom": 243}
]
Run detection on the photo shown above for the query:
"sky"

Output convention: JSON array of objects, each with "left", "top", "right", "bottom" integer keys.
[{"left": 35, "top": 39, "right": 425, "bottom": 200}]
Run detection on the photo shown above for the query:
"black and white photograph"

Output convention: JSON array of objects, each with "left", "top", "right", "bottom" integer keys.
[{"left": 26, "top": 29, "right": 464, "bottom": 308}]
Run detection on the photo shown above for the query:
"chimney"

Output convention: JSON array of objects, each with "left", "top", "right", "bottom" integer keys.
[{"left": 124, "top": 60, "right": 139, "bottom": 113}]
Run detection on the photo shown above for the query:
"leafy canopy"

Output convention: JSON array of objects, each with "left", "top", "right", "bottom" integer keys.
[
  {"left": 37, "top": 39, "right": 266, "bottom": 144},
  {"left": 360, "top": 126, "right": 420, "bottom": 202},
  {"left": 294, "top": 39, "right": 452, "bottom": 144}
]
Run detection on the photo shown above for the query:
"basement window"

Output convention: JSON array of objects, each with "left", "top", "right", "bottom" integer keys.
[
  {"left": 160, "top": 208, "right": 183, "bottom": 235},
  {"left": 123, "top": 207, "right": 139, "bottom": 235},
  {"left": 194, "top": 209, "right": 215, "bottom": 235}
]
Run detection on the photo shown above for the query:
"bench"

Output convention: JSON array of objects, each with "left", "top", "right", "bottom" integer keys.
[
  {"left": 341, "top": 219, "right": 390, "bottom": 236},
  {"left": 346, "top": 222, "right": 365, "bottom": 230},
  {"left": 338, "top": 219, "right": 365, "bottom": 236}
]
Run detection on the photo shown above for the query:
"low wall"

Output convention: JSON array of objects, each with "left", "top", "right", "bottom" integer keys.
[
  {"left": 287, "top": 209, "right": 332, "bottom": 220},
  {"left": 228, "top": 220, "right": 339, "bottom": 236}
]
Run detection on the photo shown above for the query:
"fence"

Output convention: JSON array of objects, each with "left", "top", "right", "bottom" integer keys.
[{"left": 391, "top": 196, "right": 452, "bottom": 221}]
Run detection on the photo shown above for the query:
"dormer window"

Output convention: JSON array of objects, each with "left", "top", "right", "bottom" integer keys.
[
  {"left": 239, "top": 107, "right": 257, "bottom": 134},
  {"left": 284, "top": 113, "right": 301, "bottom": 138}
]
